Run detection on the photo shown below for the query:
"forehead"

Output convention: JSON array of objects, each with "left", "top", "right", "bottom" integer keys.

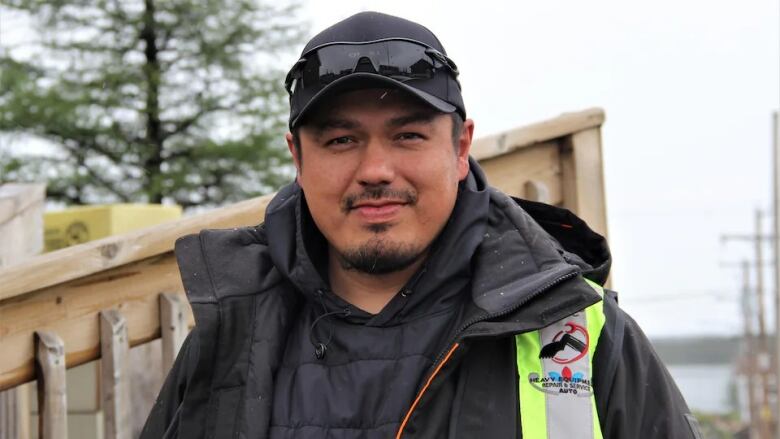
[{"left": 301, "top": 88, "right": 439, "bottom": 128}]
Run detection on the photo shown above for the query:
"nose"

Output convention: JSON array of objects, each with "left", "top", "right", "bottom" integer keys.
[{"left": 354, "top": 141, "right": 395, "bottom": 186}]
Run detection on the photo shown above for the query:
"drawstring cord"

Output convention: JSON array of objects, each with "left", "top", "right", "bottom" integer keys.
[{"left": 309, "top": 288, "right": 350, "bottom": 359}]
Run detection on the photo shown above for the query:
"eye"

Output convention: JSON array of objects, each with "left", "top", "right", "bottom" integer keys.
[
  {"left": 325, "top": 136, "right": 354, "bottom": 147},
  {"left": 396, "top": 132, "right": 424, "bottom": 141}
]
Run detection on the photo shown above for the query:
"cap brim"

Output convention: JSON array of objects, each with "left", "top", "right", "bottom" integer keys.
[{"left": 290, "top": 73, "right": 457, "bottom": 128}]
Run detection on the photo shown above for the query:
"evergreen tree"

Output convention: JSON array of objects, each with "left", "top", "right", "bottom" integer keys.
[{"left": 0, "top": 0, "right": 303, "bottom": 207}]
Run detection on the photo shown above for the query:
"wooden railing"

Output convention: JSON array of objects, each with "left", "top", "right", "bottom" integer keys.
[{"left": 0, "top": 108, "right": 607, "bottom": 438}]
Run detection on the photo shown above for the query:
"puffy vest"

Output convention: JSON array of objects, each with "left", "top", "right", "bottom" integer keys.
[{"left": 515, "top": 280, "right": 606, "bottom": 439}]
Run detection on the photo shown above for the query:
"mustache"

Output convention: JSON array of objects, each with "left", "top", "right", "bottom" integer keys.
[{"left": 341, "top": 186, "right": 418, "bottom": 212}]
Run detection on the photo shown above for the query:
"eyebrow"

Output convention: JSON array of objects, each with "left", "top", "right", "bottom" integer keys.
[
  {"left": 307, "top": 110, "right": 438, "bottom": 136},
  {"left": 307, "top": 117, "right": 360, "bottom": 137},
  {"left": 386, "top": 111, "right": 438, "bottom": 129}
]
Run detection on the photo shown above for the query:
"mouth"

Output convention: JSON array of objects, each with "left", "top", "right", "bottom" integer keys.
[{"left": 351, "top": 200, "right": 407, "bottom": 222}]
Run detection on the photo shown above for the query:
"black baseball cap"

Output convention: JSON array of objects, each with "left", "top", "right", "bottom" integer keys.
[{"left": 286, "top": 12, "right": 465, "bottom": 129}]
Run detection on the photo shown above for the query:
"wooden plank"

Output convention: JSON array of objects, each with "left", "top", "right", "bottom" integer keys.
[
  {"left": 0, "top": 184, "right": 45, "bottom": 226},
  {"left": 471, "top": 108, "right": 604, "bottom": 161},
  {"left": 35, "top": 331, "right": 67, "bottom": 439},
  {"left": 560, "top": 128, "right": 609, "bottom": 238},
  {"left": 160, "top": 293, "right": 186, "bottom": 374},
  {"left": 524, "top": 181, "right": 551, "bottom": 204},
  {"left": 0, "top": 253, "right": 191, "bottom": 392},
  {"left": 100, "top": 310, "right": 131, "bottom": 439},
  {"left": 0, "top": 194, "right": 274, "bottom": 302},
  {"left": 128, "top": 341, "right": 163, "bottom": 437},
  {"left": 0, "top": 184, "right": 45, "bottom": 269},
  {"left": 0, "top": 391, "right": 24, "bottom": 439},
  {"left": 479, "top": 141, "right": 563, "bottom": 204},
  {"left": 0, "top": 183, "right": 44, "bottom": 439}
]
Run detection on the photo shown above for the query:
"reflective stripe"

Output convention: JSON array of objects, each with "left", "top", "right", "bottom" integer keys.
[
  {"left": 515, "top": 329, "right": 547, "bottom": 438},
  {"left": 515, "top": 279, "right": 606, "bottom": 439}
]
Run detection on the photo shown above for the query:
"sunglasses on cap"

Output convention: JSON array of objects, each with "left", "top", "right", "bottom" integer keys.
[{"left": 284, "top": 38, "right": 460, "bottom": 96}]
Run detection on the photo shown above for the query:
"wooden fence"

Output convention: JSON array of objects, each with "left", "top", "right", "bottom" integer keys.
[{"left": 0, "top": 108, "right": 607, "bottom": 438}]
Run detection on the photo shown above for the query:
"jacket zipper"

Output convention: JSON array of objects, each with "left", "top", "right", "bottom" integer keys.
[
  {"left": 395, "top": 270, "right": 579, "bottom": 438},
  {"left": 433, "top": 270, "right": 579, "bottom": 366}
]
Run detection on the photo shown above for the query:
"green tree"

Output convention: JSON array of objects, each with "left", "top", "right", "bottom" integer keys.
[{"left": 0, "top": 0, "right": 303, "bottom": 207}]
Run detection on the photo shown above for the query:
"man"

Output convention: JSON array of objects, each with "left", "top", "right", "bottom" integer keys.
[{"left": 142, "top": 11, "right": 701, "bottom": 439}]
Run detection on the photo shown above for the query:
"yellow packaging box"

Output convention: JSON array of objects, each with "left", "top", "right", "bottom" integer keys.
[{"left": 44, "top": 204, "right": 182, "bottom": 252}]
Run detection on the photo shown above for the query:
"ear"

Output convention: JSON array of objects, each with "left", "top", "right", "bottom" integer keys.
[
  {"left": 285, "top": 132, "right": 302, "bottom": 179},
  {"left": 456, "top": 119, "right": 474, "bottom": 180}
]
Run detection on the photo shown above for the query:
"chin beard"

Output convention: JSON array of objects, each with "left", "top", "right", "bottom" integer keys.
[{"left": 338, "top": 237, "right": 425, "bottom": 275}]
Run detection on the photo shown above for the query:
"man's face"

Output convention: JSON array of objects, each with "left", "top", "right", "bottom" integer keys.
[{"left": 286, "top": 88, "right": 473, "bottom": 274}]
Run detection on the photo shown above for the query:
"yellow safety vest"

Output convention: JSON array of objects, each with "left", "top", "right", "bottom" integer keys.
[{"left": 515, "top": 279, "right": 606, "bottom": 439}]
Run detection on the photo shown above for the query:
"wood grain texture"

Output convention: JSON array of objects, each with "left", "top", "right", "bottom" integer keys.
[
  {"left": 470, "top": 108, "right": 604, "bottom": 161},
  {"left": 35, "top": 331, "right": 67, "bottom": 439},
  {"left": 100, "top": 310, "right": 131, "bottom": 439},
  {"left": 0, "top": 254, "right": 192, "bottom": 391},
  {"left": 0, "top": 194, "right": 273, "bottom": 301},
  {"left": 480, "top": 141, "right": 563, "bottom": 203},
  {"left": 560, "top": 127, "right": 609, "bottom": 238},
  {"left": 0, "top": 183, "right": 44, "bottom": 439},
  {"left": 0, "top": 184, "right": 45, "bottom": 226},
  {"left": 523, "top": 181, "right": 551, "bottom": 204},
  {"left": 160, "top": 293, "right": 186, "bottom": 374}
]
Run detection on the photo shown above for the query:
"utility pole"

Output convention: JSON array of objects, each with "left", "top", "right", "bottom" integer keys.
[
  {"left": 773, "top": 111, "right": 780, "bottom": 439},
  {"left": 757, "top": 210, "right": 774, "bottom": 439},
  {"left": 747, "top": 259, "right": 761, "bottom": 439},
  {"left": 723, "top": 225, "right": 776, "bottom": 438}
]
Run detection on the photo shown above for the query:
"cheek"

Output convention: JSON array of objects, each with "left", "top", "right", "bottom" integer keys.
[
  {"left": 298, "top": 167, "right": 350, "bottom": 226},
  {"left": 407, "top": 161, "right": 461, "bottom": 225},
  {"left": 408, "top": 154, "right": 461, "bottom": 194}
]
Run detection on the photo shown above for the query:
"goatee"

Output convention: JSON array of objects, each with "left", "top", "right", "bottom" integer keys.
[{"left": 338, "top": 237, "right": 425, "bottom": 275}]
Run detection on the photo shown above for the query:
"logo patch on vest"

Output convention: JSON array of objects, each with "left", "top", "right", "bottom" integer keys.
[
  {"left": 539, "top": 321, "right": 589, "bottom": 364},
  {"left": 528, "top": 367, "right": 593, "bottom": 396}
]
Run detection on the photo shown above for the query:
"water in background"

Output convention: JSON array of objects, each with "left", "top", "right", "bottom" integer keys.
[{"left": 667, "top": 363, "right": 734, "bottom": 414}]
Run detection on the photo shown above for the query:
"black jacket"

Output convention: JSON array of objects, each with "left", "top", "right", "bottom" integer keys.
[{"left": 141, "top": 164, "right": 700, "bottom": 439}]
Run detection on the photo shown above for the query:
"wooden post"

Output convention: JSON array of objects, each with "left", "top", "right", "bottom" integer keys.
[
  {"left": 35, "top": 331, "right": 67, "bottom": 439},
  {"left": 100, "top": 310, "right": 131, "bottom": 439},
  {"left": 160, "top": 293, "right": 186, "bottom": 373},
  {"left": 560, "top": 128, "right": 609, "bottom": 238},
  {"left": 0, "top": 183, "right": 45, "bottom": 439},
  {"left": 523, "top": 180, "right": 550, "bottom": 204}
]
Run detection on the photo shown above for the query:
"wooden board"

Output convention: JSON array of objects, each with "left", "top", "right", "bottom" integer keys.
[
  {"left": 0, "top": 253, "right": 191, "bottom": 391},
  {"left": 471, "top": 108, "right": 604, "bottom": 161},
  {"left": 0, "top": 194, "right": 273, "bottom": 302},
  {"left": 560, "top": 127, "right": 608, "bottom": 237},
  {"left": 479, "top": 140, "right": 563, "bottom": 204},
  {"left": 160, "top": 294, "right": 186, "bottom": 374},
  {"left": 35, "top": 331, "right": 67, "bottom": 439},
  {"left": 100, "top": 310, "right": 131, "bottom": 439},
  {"left": 0, "top": 184, "right": 44, "bottom": 439}
]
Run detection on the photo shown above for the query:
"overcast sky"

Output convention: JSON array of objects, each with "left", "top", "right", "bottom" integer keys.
[{"left": 294, "top": 0, "right": 780, "bottom": 338}]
